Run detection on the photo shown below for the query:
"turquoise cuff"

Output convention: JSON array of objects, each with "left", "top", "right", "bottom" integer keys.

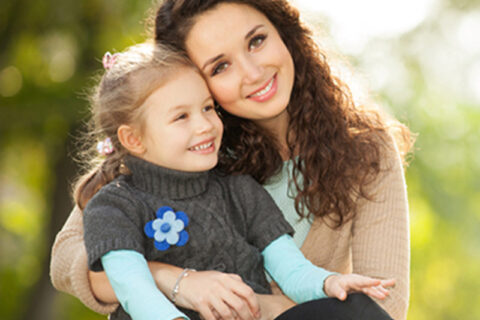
[
  {"left": 101, "top": 250, "right": 188, "bottom": 320},
  {"left": 262, "top": 234, "right": 334, "bottom": 303}
]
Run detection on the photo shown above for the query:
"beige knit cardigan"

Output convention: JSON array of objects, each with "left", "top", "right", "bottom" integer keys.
[{"left": 50, "top": 141, "right": 410, "bottom": 320}]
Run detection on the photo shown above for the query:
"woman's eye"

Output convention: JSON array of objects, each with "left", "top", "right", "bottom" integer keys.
[
  {"left": 249, "top": 34, "right": 266, "bottom": 50},
  {"left": 211, "top": 62, "right": 229, "bottom": 76}
]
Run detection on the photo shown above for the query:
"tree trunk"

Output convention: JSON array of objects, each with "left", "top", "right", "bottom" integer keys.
[{"left": 20, "top": 129, "right": 80, "bottom": 320}]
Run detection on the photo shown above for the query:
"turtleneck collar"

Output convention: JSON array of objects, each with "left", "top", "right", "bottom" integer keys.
[{"left": 124, "top": 155, "right": 209, "bottom": 200}]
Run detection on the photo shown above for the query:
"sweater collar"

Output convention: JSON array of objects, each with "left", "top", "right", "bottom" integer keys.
[{"left": 124, "top": 155, "right": 209, "bottom": 199}]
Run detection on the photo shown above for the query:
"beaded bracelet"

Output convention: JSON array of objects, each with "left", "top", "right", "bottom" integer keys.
[{"left": 171, "top": 268, "right": 196, "bottom": 303}]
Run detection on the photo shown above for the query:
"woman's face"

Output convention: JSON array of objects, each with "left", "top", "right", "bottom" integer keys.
[{"left": 185, "top": 3, "right": 295, "bottom": 129}]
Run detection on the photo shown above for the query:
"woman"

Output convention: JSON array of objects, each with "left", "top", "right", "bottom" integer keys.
[{"left": 50, "top": 0, "right": 412, "bottom": 319}]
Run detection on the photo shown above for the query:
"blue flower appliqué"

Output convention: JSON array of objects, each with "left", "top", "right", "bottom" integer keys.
[{"left": 144, "top": 206, "right": 189, "bottom": 251}]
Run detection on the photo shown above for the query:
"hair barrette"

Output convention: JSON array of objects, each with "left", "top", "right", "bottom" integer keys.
[
  {"left": 102, "top": 52, "right": 119, "bottom": 69},
  {"left": 96, "top": 137, "right": 114, "bottom": 156}
]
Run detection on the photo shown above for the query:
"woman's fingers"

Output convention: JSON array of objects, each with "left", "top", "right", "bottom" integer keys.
[
  {"left": 220, "top": 286, "right": 255, "bottom": 320},
  {"left": 209, "top": 292, "right": 237, "bottom": 320},
  {"left": 227, "top": 274, "right": 260, "bottom": 318},
  {"left": 180, "top": 271, "right": 258, "bottom": 320},
  {"left": 197, "top": 303, "right": 219, "bottom": 320}
]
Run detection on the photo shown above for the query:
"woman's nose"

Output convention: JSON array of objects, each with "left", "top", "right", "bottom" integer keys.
[{"left": 239, "top": 55, "right": 263, "bottom": 84}]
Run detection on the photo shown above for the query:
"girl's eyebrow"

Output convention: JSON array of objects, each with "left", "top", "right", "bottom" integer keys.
[
  {"left": 201, "top": 24, "right": 265, "bottom": 71},
  {"left": 167, "top": 95, "right": 213, "bottom": 114}
]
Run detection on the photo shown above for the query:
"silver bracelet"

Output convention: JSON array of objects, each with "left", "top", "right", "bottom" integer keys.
[{"left": 171, "top": 268, "right": 196, "bottom": 303}]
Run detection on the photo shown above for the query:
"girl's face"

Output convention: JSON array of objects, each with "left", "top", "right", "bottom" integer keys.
[
  {"left": 185, "top": 3, "right": 295, "bottom": 130},
  {"left": 139, "top": 67, "right": 223, "bottom": 172}
]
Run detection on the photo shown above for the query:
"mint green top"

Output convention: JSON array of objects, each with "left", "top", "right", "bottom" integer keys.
[{"left": 263, "top": 160, "right": 312, "bottom": 248}]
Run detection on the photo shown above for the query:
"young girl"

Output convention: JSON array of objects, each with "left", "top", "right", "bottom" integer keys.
[{"left": 77, "top": 42, "right": 394, "bottom": 320}]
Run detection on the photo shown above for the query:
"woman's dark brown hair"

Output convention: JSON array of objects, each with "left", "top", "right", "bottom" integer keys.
[{"left": 155, "top": 0, "right": 414, "bottom": 226}]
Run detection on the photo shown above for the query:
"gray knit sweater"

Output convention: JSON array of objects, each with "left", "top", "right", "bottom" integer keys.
[{"left": 83, "top": 155, "right": 293, "bottom": 320}]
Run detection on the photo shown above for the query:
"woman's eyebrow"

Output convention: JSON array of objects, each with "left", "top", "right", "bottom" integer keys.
[
  {"left": 245, "top": 24, "right": 264, "bottom": 40},
  {"left": 202, "top": 54, "right": 224, "bottom": 71},
  {"left": 201, "top": 24, "right": 265, "bottom": 71}
]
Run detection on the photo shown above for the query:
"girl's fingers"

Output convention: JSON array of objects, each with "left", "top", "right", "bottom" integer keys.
[
  {"left": 362, "top": 286, "right": 389, "bottom": 300},
  {"left": 380, "top": 278, "right": 396, "bottom": 288},
  {"left": 330, "top": 282, "right": 347, "bottom": 301}
]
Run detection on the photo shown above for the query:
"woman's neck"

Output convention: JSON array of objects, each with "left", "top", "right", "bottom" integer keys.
[{"left": 253, "top": 109, "right": 290, "bottom": 160}]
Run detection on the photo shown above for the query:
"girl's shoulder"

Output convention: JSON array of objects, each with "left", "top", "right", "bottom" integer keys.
[{"left": 85, "top": 174, "right": 139, "bottom": 210}]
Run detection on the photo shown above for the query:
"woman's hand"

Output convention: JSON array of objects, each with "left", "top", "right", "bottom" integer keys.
[
  {"left": 175, "top": 270, "right": 261, "bottom": 320},
  {"left": 324, "top": 273, "right": 396, "bottom": 301}
]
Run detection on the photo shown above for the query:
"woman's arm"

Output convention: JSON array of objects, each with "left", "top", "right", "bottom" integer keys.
[
  {"left": 351, "top": 137, "right": 410, "bottom": 320},
  {"left": 50, "top": 206, "right": 117, "bottom": 314}
]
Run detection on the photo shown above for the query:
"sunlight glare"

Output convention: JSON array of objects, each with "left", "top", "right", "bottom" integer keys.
[{"left": 292, "top": 0, "right": 436, "bottom": 52}]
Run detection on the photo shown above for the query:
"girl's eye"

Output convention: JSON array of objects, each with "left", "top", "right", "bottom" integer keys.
[
  {"left": 174, "top": 113, "right": 187, "bottom": 121},
  {"left": 248, "top": 34, "right": 266, "bottom": 51},
  {"left": 203, "top": 105, "right": 214, "bottom": 112},
  {"left": 211, "top": 62, "right": 229, "bottom": 76}
]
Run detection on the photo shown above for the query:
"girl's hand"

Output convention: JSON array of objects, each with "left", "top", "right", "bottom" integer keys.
[
  {"left": 174, "top": 270, "right": 261, "bottom": 320},
  {"left": 324, "top": 273, "right": 396, "bottom": 301}
]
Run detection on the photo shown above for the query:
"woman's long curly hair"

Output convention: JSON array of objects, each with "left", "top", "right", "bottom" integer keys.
[{"left": 155, "top": 0, "right": 414, "bottom": 226}]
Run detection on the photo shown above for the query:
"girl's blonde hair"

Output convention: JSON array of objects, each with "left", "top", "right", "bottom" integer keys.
[{"left": 74, "top": 41, "right": 193, "bottom": 209}]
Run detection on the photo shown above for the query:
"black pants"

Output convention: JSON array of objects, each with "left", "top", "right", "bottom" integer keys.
[{"left": 275, "top": 293, "right": 393, "bottom": 320}]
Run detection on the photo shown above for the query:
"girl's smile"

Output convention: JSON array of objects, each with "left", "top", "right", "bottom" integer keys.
[
  {"left": 136, "top": 67, "right": 223, "bottom": 172},
  {"left": 188, "top": 138, "right": 216, "bottom": 153}
]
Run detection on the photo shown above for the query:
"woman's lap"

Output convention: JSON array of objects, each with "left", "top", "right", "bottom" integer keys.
[{"left": 274, "top": 293, "right": 393, "bottom": 320}]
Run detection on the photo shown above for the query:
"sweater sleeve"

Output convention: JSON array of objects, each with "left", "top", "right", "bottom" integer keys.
[
  {"left": 49, "top": 206, "right": 118, "bottom": 314},
  {"left": 351, "top": 136, "right": 410, "bottom": 320},
  {"left": 101, "top": 250, "right": 188, "bottom": 320},
  {"left": 231, "top": 174, "right": 294, "bottom": 251}
]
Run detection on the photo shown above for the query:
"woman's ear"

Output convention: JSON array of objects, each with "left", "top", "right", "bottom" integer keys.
[{"left": 117, "top": 124, "right": 145, "bottom": 155}]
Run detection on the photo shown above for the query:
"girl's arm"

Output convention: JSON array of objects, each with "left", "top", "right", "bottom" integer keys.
[
  {"left": 88, "top": 260, "right": 184, "bottom": 304},
  {"left": 262, "top": 235, "right": 394, "bottom": 303},
  {"left": 351, "top": 136, "right": 410, "bottom": 320},
  {"left": 101, "top": 250, "right": 187, "bottom": 320},
  {"left": 50, "top": 206, "right": 260, "bottom": 320}
]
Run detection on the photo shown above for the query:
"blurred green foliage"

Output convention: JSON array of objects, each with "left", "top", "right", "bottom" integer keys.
[{"left": 1, "top": 0, "right": 479, "bottom": 319}]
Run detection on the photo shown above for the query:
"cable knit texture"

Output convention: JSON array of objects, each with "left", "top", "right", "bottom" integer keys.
[{"left": 50, "top": 138, "right": 409, "bottom": 320}]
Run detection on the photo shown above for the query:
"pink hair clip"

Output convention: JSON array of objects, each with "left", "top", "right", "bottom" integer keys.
[
  {"left": 96, "top": 137, "right": 114, "bottom": 156},
  {"left": 102, "top": 52, "right": 119, "bottom": 69}
]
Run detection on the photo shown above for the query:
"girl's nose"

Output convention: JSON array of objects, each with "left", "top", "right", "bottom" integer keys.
[
  {"left": 239, "top": 55, "right": 263, "bottom": 85},
  {"left": 195, "top": 114, "right": 214, "bottom": 134}
]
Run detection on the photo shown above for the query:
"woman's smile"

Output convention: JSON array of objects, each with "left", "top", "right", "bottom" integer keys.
[
  {"left": 247, "top": 73, "right": 278, "bottom": 102},
  {"left": 185, "top": 3, "right": 295, "bottom": 129}
]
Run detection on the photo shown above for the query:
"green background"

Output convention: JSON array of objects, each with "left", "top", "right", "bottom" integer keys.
[{"left": 1, "top": 0, "right": 479, "bottom": 319}]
